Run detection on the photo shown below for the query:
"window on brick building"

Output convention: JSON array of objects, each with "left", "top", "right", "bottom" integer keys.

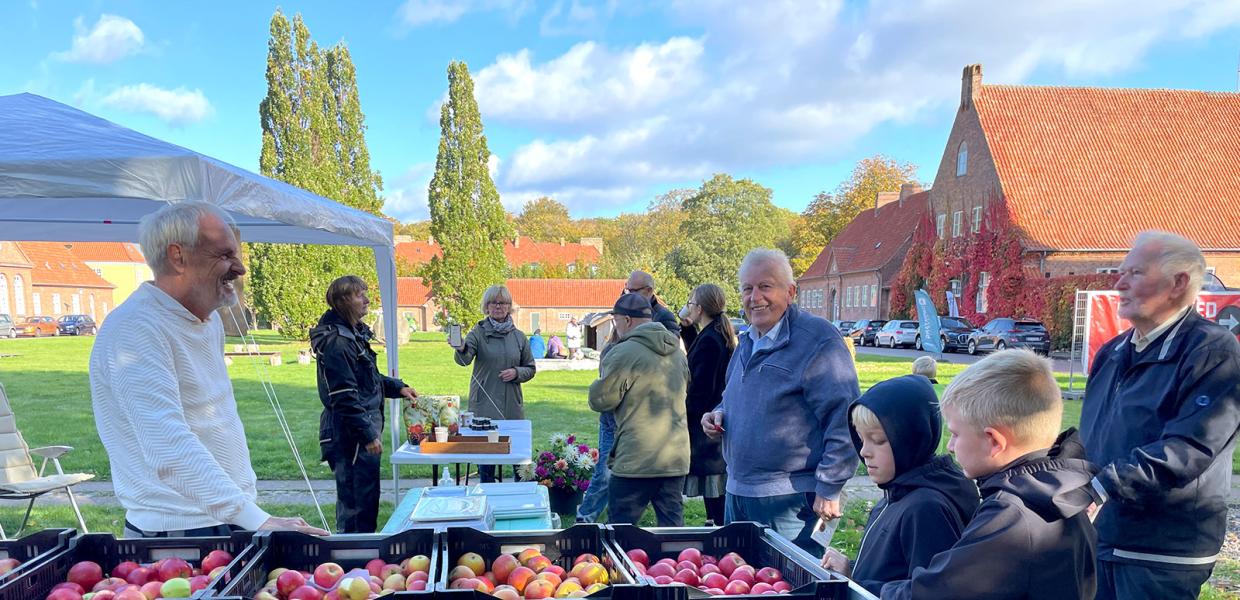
[
  {"left": 936, "top": 214, "right": 946, "bottom": 238},
  {"left": 51, "top": 293, "right": 61, "bottom": 315},
  {"left": 0, "top": 274, "right": 8, "bottom": 315},
  {"left": 972, "top": 206, "right": 983, "bottom": 233},
  {"left": 871, "top": 284, "right": 878, "bottom": 307},
  {"left": 13, "top": 276, "right": 24, "bottom": 316},
  {"left": 977, "top": 272, "right": 990, "bottom": 313},
  {"left": 956, "top": 142, "right": 968, "bottom": 176},
  {"left": 1096, "top": 267, "right": 1119, "bottom": 274},
  {"left": 32, "top": 292, "right": 40, "bottom": 315},
  {"left": 952, "top": 211, "right": 963, "bottom": 237}
]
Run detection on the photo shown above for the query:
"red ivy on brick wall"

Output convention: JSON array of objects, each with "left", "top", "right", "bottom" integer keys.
[{"left": 889, "top": 212, "right": 937, "bottom": 318}]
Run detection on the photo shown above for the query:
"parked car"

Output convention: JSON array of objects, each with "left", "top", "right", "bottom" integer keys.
[
  {"left": 920, "top": 316, "right": 977, "bottom": 353},
  {"left": 57, "top": 314, "right": 97, "bottom": 336},
  {"left": 0, "top": 313, "right": 15, "bottom": 339},
  {"left": 831, "top": 320, "right": 857, "bottom": 336},
  {"left": 18, "top": 316, "right": 59, "bottom": 337},
  {"left": 967, "top": 317, "right": 1051, "bottom": 355},
  {"left": 876, "top": 319, "right": 921, "bottom": 348},
  {"left": 729, "top": 317, "right": 749, "bottom": 336},
  {"left": 849, "top": 319, "right": 887, "bottom": 346}
]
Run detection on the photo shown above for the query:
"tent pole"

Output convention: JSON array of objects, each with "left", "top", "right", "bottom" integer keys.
[{"left": 374, "top": 245, "right": 403, "bottom": 504}]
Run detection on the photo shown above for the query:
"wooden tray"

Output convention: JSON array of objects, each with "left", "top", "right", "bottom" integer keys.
[{"left": 419, "top": 435, "right": 511, "bottom": 454}]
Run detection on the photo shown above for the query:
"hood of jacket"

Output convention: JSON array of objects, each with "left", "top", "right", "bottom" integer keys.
[
  {"left": 884, "top": 454, "right": 979, "bottom": 525},
  {"left": 620, "top": 321, "right": 679, "bottom": 356},
  {"left": 310, "top": 309, "right": 365, "bottom": 354},
  {"left": 979, "top": 428, "right": 1099, "bottom": 522},
  {"left": 849, "top": 375, "right": 941, "bottom": 475}
]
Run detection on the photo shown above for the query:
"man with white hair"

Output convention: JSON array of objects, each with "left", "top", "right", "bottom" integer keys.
[
  {"left": 702, "top": 248, "right": 859, "bottom": 553},
  {"left": 90, "top": 201, "right": 327, "bottom": 537},
  {"left": 1081, "top": 230, "right": 1240, "bottom": 599}
]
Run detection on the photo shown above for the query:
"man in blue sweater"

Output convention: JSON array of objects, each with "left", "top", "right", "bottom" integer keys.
[{"left": 702, "top": 248, "right": 859, "bottom": 553}]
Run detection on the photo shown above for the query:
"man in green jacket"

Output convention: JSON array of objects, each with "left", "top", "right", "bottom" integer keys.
[{"left": 589, "top": 293, "right": 691, "bottom": 526}]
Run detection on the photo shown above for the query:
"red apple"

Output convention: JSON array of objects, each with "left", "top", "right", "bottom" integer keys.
[
  {"left": 653, "top": 575, "right": 674, "bottom": 585},
  {"left": 772, "top": 581, "right": 793, "bottom": 592},
  {"left": 322, "top": 591, "right": 341, "bottom": 600},
  {"left": 94, "top": 577, "right": 128, "bottom": 592},
  {"left": 524, "top": 579, "right": 555, "bottom": 599},
  {"left": 290, "top": 585, "right": 324, "bottom": 600},
  {"left": 724, "top": 580, "right": 751, "bottom": 595},
  {"left": 91, "top": 592, "right": 116, "bottom": 600},
  {"left": 383, "top": 573, "right": 406, "bottom": 591},
  {"left": 409, "top": 571, "right": 429, "bottom": 582},
  {"left": 700, "top": 563, "right": 721, "bottom": 576},
  {"left": 208, "top": 565, "right": 228, "bottom": 580},
  {"left": 756, "top": 567, "right": 783, "bottom": 585},
  {"left": 701, "top": 555, "right": 717, "bottom": 566},
  {"left": 492, "top": 587, "right": 520, "bottom": 600},
  {"left": 67, "top": 561, "right": 104, "bottom": 591},
  {"left": 201, "top": 550, "right": 233, "bottom": 575},
  {"left": 157, "top": 558, "right": 191, "bottom": 582},
  {"left": 458, "top": 552, "right": 487, "bottom": 577},
  {"left": 188, "top": 575, "right": 211, "bottom": 593},
  {"left": 673, "top": 569, "right": 700, "bottom": 587},
  {"left": 527, "top": 555, "right": 553, "bottom": 573},
  {"left": 572, "top": 553, "right": 599, "bottom": 566},
  {"left": 365, "top": 558, "right": 387, "bottom": 578},
  {"left": 656, "top": 558, "right": 677, "bottom": 567},
  {"left": 625, "top": 549, "right": 649, "bottom": 567},
  {"left": 508, "top": 566, "right": 536, "bottom": 593},
  {"left": 542, "top": 564, "right": 566, "bottom": 579},
  {"left": 677, "top": 548, "right": 702, "bottom": 566},
  {"left": 277, "top": 569, "right": 307, "bottom": 597},
  {"left": 450, "top": 577, "right": 480, "bottom": 590},
  {"left": 46, "top": 590, "right": 83, "bottom": 600},
  {"left": 702, "top": 572, "right": 729, "bottom": 589},
  {"left": 312, "top": 563, "right": 345, "bottom": 589},
  {"left": 705, "top": 588, "right": 724, "bottom": 596},
  {"left": 492, "top": 553, "right": 520, "bottom": 583},
  {"left": 110, "top": 561, "right": 139, "bottom": 581},
  {"left": 751, "top": 582, "right": 775, "bottom": 594},
  {"left": 717, "top": 555, "right": 742, "bottom": 577},
  {"left": 140, "top": 580, "right": 164, "bottom": 599},
  {"left": 730, "top": 565, "right": 756, "bottom": 586},
  {"left": 125, "top": 567, "right": 154, "bottom": 586},
  {"left": 113, "top": 587, "right": 146, "bottom": 600},
  {"left": 405, "top": 578, "right": 427, "bottom": 592},
  {"left": 448, "top": 565, "right": 476, "bottom": 581},
  {"left": 646, "top": 563, "right": 676, "bottom": 578},
  {"left": 51, "top": 582, "right": 85, "bottom": 595}
]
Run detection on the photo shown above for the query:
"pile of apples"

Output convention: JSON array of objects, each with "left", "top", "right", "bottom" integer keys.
[
  {"left": 253, "top": 554, "right": 431, "bottom": 600},
  {"left": 624, "top": 548, "right": 792, "bottom": 596},
  {"left": 44, "top": 550, "right": 234, "bottom": 600},
  {"left": 447, "top": 548, "right": 611, "bottom": 599},
  {"left": 0, "top": 557, "right": 22, "bottom": 578}
]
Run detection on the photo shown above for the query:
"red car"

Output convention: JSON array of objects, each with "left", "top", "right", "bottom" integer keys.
[{"left": 18, "top": 316, "right": 59, "bottom": 337}]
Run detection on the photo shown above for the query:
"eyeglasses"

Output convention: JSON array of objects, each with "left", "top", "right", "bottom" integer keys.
[
  {"left": 624, "top": 286, "right": 651, "bottom": 294},
  {"left": 685, "top": 301, "right": 698, "bottom": 307},
  {"left": 488, "top": 301, "right": 511, "bottom": 307}
]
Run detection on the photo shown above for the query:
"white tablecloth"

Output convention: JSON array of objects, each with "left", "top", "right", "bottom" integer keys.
[{"left": 390, "top": 419, "right": 533, "bottom": 466}]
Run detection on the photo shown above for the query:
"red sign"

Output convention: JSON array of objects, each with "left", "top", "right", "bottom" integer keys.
[{"left": 1083, "top": 291, "right": 1240, "bottom": 371}]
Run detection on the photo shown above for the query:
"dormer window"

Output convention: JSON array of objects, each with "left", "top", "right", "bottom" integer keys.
[{"left": 956, "top": 141, "right": 968, "bottom": 176}]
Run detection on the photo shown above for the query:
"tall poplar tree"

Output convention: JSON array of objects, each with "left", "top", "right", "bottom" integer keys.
[
  {"left": 247, "top": 10, "right": 385, "bottom": 338},
  {"left": 425, "top": 61, "right": 512, "bottom": 326}
]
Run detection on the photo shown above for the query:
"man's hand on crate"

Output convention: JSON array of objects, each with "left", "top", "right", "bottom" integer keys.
[
  {"left": 813, "top": 495, "right": 842, "bottom": 521},
  {"left": 820, "top": 547, "right": 850, "bottom": 576},
  {"left": 259, "top": 516, "right": 329, "bottom": 536}
]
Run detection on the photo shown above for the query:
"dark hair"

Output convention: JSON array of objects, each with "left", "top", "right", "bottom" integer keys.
[
  {"left": 326, "top": 275, "right": 368, "bottom": 319},
  {"left": 693, "top": 283, "right": 737, "bottom": 350}
]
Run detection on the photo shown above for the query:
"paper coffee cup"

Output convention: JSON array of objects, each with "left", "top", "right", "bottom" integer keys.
[
  {"left": 487, "top": 431, "right": 500, "bottom": 443},
  {"left": 434, "top": 427, "right": 448, "bottom": 442}
]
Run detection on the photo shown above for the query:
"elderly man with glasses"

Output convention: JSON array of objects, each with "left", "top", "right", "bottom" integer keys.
[{"left": 623, "top": 270, "right": 680, "bottom": 336}]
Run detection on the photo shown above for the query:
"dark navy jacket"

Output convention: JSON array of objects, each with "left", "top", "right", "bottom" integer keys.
[
  {"left": 846, "top": 376, "right": 979, "bottom": 596},
  {"left": 310, "top": 309, "right": 407, "bottom": 462},
  {"left": 881, "top": 430, "right": 1099, "bottom": 600},
  {"left": 1081, "top": 309, "right": 1240, "bottom": 565}
]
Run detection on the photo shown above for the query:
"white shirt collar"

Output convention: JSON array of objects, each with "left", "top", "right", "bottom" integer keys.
[
  {"left": 748, "top": 314, "right": 784, "bottom": 346},
  {"left": 1131, "top": 305, "right": 1191, "bottom": 353}
]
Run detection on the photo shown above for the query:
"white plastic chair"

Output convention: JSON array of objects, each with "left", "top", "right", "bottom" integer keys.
[{"left": 0, "top": 382, "right": 93, "bottom": 539}]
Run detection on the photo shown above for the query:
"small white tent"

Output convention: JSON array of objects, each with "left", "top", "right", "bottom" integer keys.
[{"left": 0, "top": 93, "right": 401, "bottom": 377}]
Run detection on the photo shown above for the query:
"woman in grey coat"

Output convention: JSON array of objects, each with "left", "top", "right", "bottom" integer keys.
[{"left": 449, "top": 284, "right": 536, "bottom": 481}]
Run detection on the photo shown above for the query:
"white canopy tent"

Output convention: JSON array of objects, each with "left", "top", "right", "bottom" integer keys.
[{"left": 0, "top": 92, "right": 407, "bottom": 511}]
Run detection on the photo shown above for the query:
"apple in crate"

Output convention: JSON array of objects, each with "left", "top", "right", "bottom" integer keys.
[
  {"left": 702, "top": 572, "right": 729, "bottom": 590},
  {"left": 291, "top": 584, "right": 325, "bottom": 600},
  {"left": 160, "top": 577, "right": 192, "bottom": 598},
  {"left": 404, "top": 554, "right": 430, "bottom": 576},
  {"left": 67, "top": 561, "right": 104, "bottom": 591},
  {"left": 337, "top": 576, "right": 372, "bottom": 600},
  {"left": 113, "top": 587, "right": 146, "bottom": 600},
  {"left": 94, "top": 577, "right": 127, "bottom": 591},
  {"left": 524, "top": 578, "right": 556, "bottom": 599},
  {"left": 673, "top": 569, "right": 700, "bottom": 587},
  {"left": 277, "top": 569, "right": 308, "bottom": 596},
  {"left": 730, "top": 565, "right": 756, "bottom": 586},
  {"left": 125, "top": 567, "right": 154, "bottom": 586},
  {"left": 492, "top": 553, "right": 520, "bottom": 582},
  {"left": 140, "top": 581, "right": 164, "bottom": 599},
  {"left": 677, "top": 548, "right": 702, "bottom": 567},
  {"left": 756, "top": 567, "right": 783, "bottom": 585},
  {"left": 313, "top": 562, "right": 345, "bottom": 588},
  {"left": 724, "top": 580, "right": 751, "bottom": 595},
  {"left": 625, "top": 549, "right": 648, "bottom": 567},
  {"left": 572, "top": 554, "right": 599, "bottom": 566},
  {"left": 508, "top": 566, "right": 536, "bottom": 593},
  {"left": 110, "top": 561, "right": 138, "bottom": 581},
  {"left": 46, "top": 590, "right": 83, "bottom": 600},
  {"left": 201, "top": 549, "right": 233, "bottom": 574},
  {"left": 158, "top": 558, "right": 193, "bottom": 582}
]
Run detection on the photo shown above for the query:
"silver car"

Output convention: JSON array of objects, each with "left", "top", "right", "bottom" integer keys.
[
  {"left": 0, "top": 313, "right": 15, "bottom": 339},
  {"left": 876, "top": 320, "right": 920, "bottom": 348}
]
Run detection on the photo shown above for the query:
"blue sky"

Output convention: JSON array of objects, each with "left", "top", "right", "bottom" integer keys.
[{"left": 4, "top": 1, "right": 1240, "bottom": 223}]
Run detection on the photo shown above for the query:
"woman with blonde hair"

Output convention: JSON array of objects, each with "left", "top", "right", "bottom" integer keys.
[
  {"left": 449, "top": 284, "right": 537, "bottom": 482},
  {"left": 678, "top": 283, "right": 737, "bottom": 525}
]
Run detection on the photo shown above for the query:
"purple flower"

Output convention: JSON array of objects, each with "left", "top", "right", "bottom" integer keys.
[
  {"left": 566, "top": 435, "right": 576, "bottom": 444},
  {"left": 535, "top": 466, "right": 548, "bottom": 477},
  {"left": 541, "top": 451, "right": 555, "bottom": 461},
  {"left": 578, "top": 444, "right": 589, "bottom": 453},
  {"left": 576, "top": 479, "right": 590, "bottom": 491},
  {"left": 554, "top": 477, "right": 565, "bottom": 488}
]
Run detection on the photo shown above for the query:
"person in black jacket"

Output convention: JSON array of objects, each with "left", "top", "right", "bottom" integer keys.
[
  {"left": 1080, "top": 231, "right": 1240, "bottom": 600},
  {"left": 310, "top": 275, "right": 417, "bottom": 533},
  {"left": 881, "top": 349, "right": 1099, "bottom": 600},
  {"left": 820, "top": 375, "right": 978, "bottom": 596},
  {"left": 677, "top": 283, "right": 737, "bottom": 526}
]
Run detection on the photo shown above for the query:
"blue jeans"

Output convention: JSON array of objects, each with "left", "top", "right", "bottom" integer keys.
[
  {"left": 576, "top": 412, "right": 615, "bottom": 522},
  {"left": 725, "top": 491, "right": 818, "bottom": 554}
]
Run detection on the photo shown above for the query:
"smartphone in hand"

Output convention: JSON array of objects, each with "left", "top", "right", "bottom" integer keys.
[{"left": 449, "top": 324, "right": 463, "bottom": 347}]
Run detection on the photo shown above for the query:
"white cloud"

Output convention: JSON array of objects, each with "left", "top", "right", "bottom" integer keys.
[
  {"left": 99, "top": 84, "right": 213, "bottom": 125},
  {"left": 396, "top": 0, "right": 532, "bottom": 28},
  {"left": 384, "top": 163, "right": 435, "bottom": 222},
  {"left": 466, "top": 0, "right": 1240, "bottom": 215},
  {"left": 52, "top": 14, "right": 144, "bottom": 64}
]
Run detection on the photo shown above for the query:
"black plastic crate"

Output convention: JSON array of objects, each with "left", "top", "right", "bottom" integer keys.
[
  {"left": 607, "top": 523, "right": 851, "bottom": 600},
  {"left": 215, "top": 528, "right": 437, "bottom": 599},
  {"left": 0, "top": 530, "right": 256, "bottom": 600},
  {"left": 0, "top": 529, "right": 76, "bottom": 585},
  {"left": 438, "top": 525, "right": 645, "bottom": 600}
]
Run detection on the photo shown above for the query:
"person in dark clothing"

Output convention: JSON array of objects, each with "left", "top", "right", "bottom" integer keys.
[
  {"left": 678, "top": 283, "right": 737, "bottom": 526},
  {"left": 625, "top": 270, "right": 680, "bottom": 335},
  {"left": 820, "top": 375, "right": 978, "bottom": 596},
  {"left": 310, "top": 275, "right": 418, "bottom": 533},
  {"left": 1080, "top": 231, "right": 1240, "bottom": 600},
  {"left": 882, "top": 350, "right": 1099, "bottom": 600}
]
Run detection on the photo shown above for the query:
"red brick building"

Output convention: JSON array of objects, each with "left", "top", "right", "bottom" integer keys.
[
  {"left": 798, "top": 186, "right": 931, "bottom": 321},
  {"left": 396, "top": 236, "right": 604, "bottom": 275},
  {"left": 396, "top": 277, "right": 625, "bottom": 335},
  {"left": 926, "top": 64, "right": 1240, "bottom": 314},
  {"left": 14, "top": 242, "right": 115, "bottom": 321},
  {"left": 0, "top": 242, "right": 34, "bottom": 319}
]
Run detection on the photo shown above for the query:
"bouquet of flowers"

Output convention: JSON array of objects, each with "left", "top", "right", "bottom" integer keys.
[
  {"left": 518, "top": 433, "right": 599, "bottom": 493},
  {"left": 402, "top": 395, "right": 461, "bottom": 444}
]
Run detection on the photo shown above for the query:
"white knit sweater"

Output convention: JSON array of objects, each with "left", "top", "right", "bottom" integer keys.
[{"left": 89, "top": 283, "right": 270, "bottom": 532}]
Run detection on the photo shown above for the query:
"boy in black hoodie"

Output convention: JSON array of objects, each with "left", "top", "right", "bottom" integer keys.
[
  {"left": 881, "top": 349, "right": 1099, "bottom": 599},
  {"left": 820, "top": 375, "right": 978, "bottom": 596}
]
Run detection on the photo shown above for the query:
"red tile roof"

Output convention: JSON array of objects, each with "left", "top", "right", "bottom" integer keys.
[
  {"left": 398, "top": 277, "right": 433, "bottom": 306},
  {"left": 395, "top": 237, "right": 603, "bottom": 268},
  {"left": 64, "top": 242, "right": 146, "bottom": 263},
  {"left": 800, "top": 192, "right": 931, "bottom": 279},
  {"left": 975, "top": 84, "right": 1240, "bottom": 250},
  {"left": 507, "top": 279, "right": 626, "bottom": 309},
  {"left": 17, "top": 242, "right": 115, "bottom": 288}
]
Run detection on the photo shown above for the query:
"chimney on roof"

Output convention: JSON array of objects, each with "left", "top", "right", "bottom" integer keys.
[
  {"left": 875, "top": 191, "right": 900, "bottom": 212},
  {"left": 513, "top": 237, "right": 520, "bottom": 248},
  {"left": 961, "top": 64, "right": 982, "bottom": 110},
  {"left": 559, "top": 238, "right": 565, "bottom": 246},
  {"left": 898, "top": 183, "right": 923, "bottom": 206}
]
